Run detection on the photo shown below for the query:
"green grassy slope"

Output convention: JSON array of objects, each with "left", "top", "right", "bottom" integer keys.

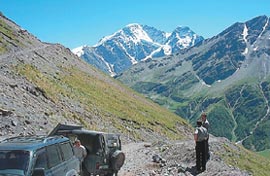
[
  {"left": 15, "top": 63, "right": 191, "bottom": 140},
  {"left": 219, "top": 142, "right": 270, "bottom": 176},
  {"left": 258, "top": 149, "right": 270, "bottom": 158}
]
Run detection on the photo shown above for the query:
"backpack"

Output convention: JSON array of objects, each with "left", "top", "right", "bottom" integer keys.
[{"left": 197, "top": 126, "right": 208, "bottom": 142}]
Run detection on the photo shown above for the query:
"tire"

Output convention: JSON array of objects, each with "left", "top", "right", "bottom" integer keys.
[
  {"left": 105, "top": 170, "right": 118, "bottom": 176},
  {"left": 105, "top": 174, "right": 113, "bottom": 176},
  {"left": 111, "top": 150, "right": 125, "bottom": 171}
]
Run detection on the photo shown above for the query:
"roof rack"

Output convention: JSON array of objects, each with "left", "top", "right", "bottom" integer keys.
[
  {"left": 43, "top": 136, "right": 65, "bottom": 143},
  {"left": 1, "top": 135, "right": 65, "bottom": 143}
]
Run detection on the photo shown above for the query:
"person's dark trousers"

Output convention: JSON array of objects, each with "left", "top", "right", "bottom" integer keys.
[
  {"left": 206, "top": 138, "right": 210, "bottom": 161},
  {"left": 196, "top": 141, "right": 206, "bottom": 172}
]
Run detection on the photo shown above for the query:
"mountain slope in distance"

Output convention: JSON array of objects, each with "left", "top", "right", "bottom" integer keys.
[{"left": 117, "top": 15, "right": 270, "bottom": 152}]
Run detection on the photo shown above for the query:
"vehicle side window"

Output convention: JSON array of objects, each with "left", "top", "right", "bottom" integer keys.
[
  {"left": 101, "top": 136, "right": 106, "bottom": 152},
  {"left": 34, "top": 148, "right": 48, "bottom": 170},
  {"left": 47, "top": 145, "right": 62, "bottom": 168},
  {"left": 59, "top": 142, "right": 73, "bottom": 161}
]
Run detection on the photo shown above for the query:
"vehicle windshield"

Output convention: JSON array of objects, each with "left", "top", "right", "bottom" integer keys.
[{"left": 0, "top": 150, "right": 30, "bottom": 175}]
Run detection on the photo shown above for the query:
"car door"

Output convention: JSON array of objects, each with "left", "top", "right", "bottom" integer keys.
[
  {"left": 59, "top": 142, "right": 80, "bottom": 175},
  {"left": 46, "top": 144, "right": 67, "bottom": 176},
  {"left": 33, "top": 148, "right": 53, "bottom": 176}
]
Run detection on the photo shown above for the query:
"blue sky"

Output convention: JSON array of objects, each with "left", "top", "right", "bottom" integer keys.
[{"left": 1, "top": 0, "right": 270, "bottom": 49}]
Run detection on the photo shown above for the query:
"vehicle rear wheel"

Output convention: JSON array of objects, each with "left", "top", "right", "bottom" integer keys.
[
  {"left": 105, "top": 171, "right": 118, "bottom": 176},
  {"left": 111, "top": 150, "right": 125, "bottom": 171}
]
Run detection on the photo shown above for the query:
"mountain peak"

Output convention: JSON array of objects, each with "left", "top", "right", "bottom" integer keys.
[
  {"left": 175, "top": 26, "right": 191, "bottom": 31},
  {"left": 173, "top": 26, "right": 195, "bottom": 36},
  {"left": 125, "top": 23, "right": 141, "bottom": 28},
  {"left": 74, "top": 24, "right": 203, "bottom": 75},
  {"left": 121, "top": 23, "right": 153, "bottom": 44},
  {"left": 95, "top": 23, "right": 153, "bottom": 47}
]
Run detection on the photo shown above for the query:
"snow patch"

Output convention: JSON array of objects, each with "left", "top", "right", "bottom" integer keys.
[
  {"left": 174, "top": 33, "right": 193, "bottom": 48},
  {"left": 165, "top": 32, "right": 171, "bottom": 38},
  {"left": 94, "top": 53, "right": 116, "bottom": 76},
  {"left": 117, "top": 42, "right": 138, "bottom": 64},
  {"left": 258, "top": 17, "right": 269, "bottom": 39},
  {"left": 242, "top": 24, "right": 248, "bottom": 55},
  {"left": 108, "top": 64, "right": 116, "bottom": 77},
  {"left": 163, "top": 44, "right": 172, "bottom": 55},
  {"left": 202, "top": 81, "right": 211, "bottom": 88},
  {"left": 179, "top": 37, "right": 192, "bottom": 48},
  {"left": 195, "top": 74, "right": 211, "bottom": 87},
  {"left": 242, "top": 24, "right": 248, "bottom": 43},
  {"left": 72, "top": 46, "right": 85, "bottom": 57},
  {"left": 142, "top": 44, "right": 172, "bottom": 61},
  {"left": 243, "top": 48, "right": 248, "bottom": 55},
  {"left": 192, "top": 34, "right": 197, "bottom": 45},
  {"left": 127, "top": 24, "right": 153, "bottom": 44},
  {"left": 142, "top": 47, "right": 162, "bottom": 61}
]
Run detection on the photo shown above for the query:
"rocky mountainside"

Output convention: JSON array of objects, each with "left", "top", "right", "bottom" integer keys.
[
  {"left": 117, "top": 15, "right": 270, "bottom": 152},
  {"left": 1, "top": 13, "right": 270, "bottom": 176},
  {"left": 72, "top": 24, "right": 203, "bottom": 76}
]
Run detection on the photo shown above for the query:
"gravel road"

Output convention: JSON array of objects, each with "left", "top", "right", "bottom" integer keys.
[{"left": 118, "top": 138, "right": 251, "bottom": 176}]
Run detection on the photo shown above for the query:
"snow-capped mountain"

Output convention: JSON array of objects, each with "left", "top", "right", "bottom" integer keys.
[
  {"left": 72, "top": 24, "right": 204, "bottom": 76},
  {"left": 167, "top": 26, "right": 204, "bottom": 53}
]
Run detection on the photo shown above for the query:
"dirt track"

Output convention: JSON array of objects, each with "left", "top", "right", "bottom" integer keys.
[{"left": 118, "top": 138, "right": 251, "bottom": 176}]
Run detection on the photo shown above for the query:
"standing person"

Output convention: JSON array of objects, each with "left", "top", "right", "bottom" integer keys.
[
  {"left": 73, "top": 139, "right": 87, "bottom": 172},
  {"left": 194, "top": 119, "right": 208, "bottom": 173},
  {"left": 201, "top": 112, "right": 210, "bottom": 160}
]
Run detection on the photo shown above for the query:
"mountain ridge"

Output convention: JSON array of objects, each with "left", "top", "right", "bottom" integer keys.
[{"left": 72, "top": 23, "right": 203, "bottom": 76}]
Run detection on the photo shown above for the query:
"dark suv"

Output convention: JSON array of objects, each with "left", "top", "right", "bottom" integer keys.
[
  {"left": 49, "top": 123, "right": 125, "bottom": 176},
  {"left": 0, "top": 135, "right": 80, "bottom": 176}
]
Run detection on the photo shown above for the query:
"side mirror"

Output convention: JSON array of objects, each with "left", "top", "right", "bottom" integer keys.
[{"left": 32, "top": 168, "right": 45, "bottom": 176}]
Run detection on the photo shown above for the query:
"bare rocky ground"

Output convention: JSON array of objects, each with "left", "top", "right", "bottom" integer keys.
[{"left": 119, "top": 137, "right": 251, "bottom": 176}]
